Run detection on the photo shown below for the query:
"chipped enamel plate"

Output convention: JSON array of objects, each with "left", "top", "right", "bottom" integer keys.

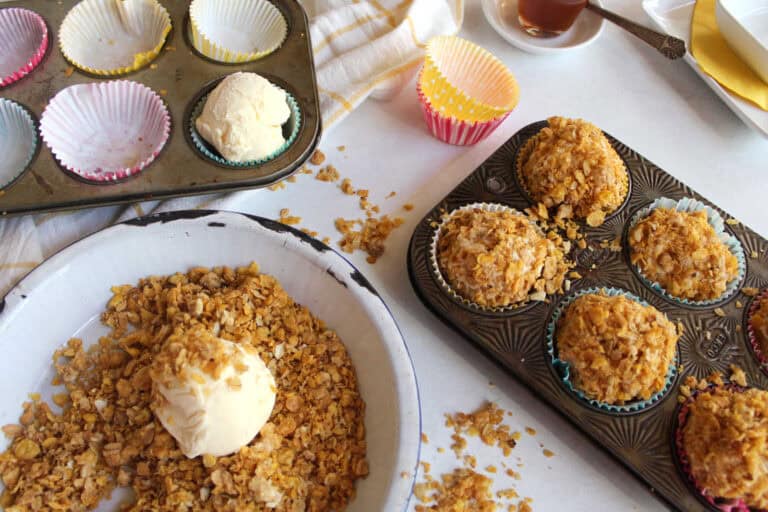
[{"left": 0, "top": 210, "right": 421, "bottom": 511}]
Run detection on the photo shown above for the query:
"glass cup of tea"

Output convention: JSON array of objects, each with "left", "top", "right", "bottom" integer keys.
[{"left": 517, "top": 0, "right": 588, "bottom": 37}]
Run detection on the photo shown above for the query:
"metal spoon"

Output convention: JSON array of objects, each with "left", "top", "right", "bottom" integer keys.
[{"left": 586, "top": 2, "right": 686, "bottom": 59}]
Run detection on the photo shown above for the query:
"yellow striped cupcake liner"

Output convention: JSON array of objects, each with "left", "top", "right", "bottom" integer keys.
[
  {"left": 420, "top": 36, "right": 519, "bottom": 123},
  {"left": 59, "top": 0, "right": 171, "bottom": 76},
  {"left": 189, "top": 0, "right": 287, "bottom": 64}
]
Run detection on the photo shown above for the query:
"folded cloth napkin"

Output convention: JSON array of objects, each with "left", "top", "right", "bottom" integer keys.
[
  {"left": 0, "top": 0, "right": 463, "bottom": 296},
  {"left": 691, "top": 0, "right": 768, "bottom": 110}
]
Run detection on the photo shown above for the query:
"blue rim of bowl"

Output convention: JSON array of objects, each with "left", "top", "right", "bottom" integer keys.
[
  {"left": 626, "top": 197, "right": 747, "bottom": 307},
  {"left": 189, "top": 87, "right": 301, "bottom": 168},
  {"left": 0, "top": 98, "right": 38, "bottom": 191},
  {"left": 547, "top": 286, "right": 678, "bottom": 414}
]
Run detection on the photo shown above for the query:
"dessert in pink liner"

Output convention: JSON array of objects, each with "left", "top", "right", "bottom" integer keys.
[
  {"left": 39, "top": 80, "right": 170, "bottom": 182},
  {"left": 417, "top": 78, "right": 509, "bottom": 146},
  {"left": 0, "top": 7, "right": 49, "bottom": 87},
  {"left": 747, "top": 289, "right": 768, "bottom": 368}
]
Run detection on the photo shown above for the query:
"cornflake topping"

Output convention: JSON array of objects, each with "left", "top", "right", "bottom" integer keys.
[{"left": 751, "top": 296, "right": 768, "bottom": 355}]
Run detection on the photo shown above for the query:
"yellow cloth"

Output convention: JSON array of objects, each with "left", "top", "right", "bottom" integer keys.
[{"left": 691, "top": 0, "right": 768, "bottom": 111}]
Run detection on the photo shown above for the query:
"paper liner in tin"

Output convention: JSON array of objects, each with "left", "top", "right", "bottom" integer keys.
[
  {"left": 0, "top": 99, "right": 37, "bottom": 190},
  {"left": 675, "top": 385, "right": 754, "bottom": 512},
  {"left": 189, "top": 87, "right": 301, "bottom": 168},
  {"left": 419, "top": 35, "right": 519, "bottom": 123},
  {"left": 417, "top": 76, "right": 507, "bottom": 146},
  {"left": 189, "top": 0, "right": 287, "bottom": 63},
  {"left": 59, "top": 0, "right": 171, "bottom": 76},
  {"left": 40, "top": 80, "right": 170, "bottom": 182},
  {"left": 627, "top": 197, "right": 747, "bottom": 307},
  {"left": 429, "top": 202, "right": 553, "bottom": 313},
  {"left": 0, "top": 8, "right": 48, "bottom": 87},
  {"left": 546, "top": 287, "right": 678, "bottom": 413},
  {"left": 747, "top": 288, "right": 768, "bottom": 373}
]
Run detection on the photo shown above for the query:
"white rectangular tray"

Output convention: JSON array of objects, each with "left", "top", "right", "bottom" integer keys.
[{"left": 643, "top": 0, "right": 768, "bottom": 138}]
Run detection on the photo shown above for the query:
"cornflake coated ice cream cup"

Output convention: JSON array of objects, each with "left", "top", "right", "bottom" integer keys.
[
  {"left": 0, "top": 98, "right": 38, "bottom": 190},
  {"left": 59, "top": 0, "right": 171, "bottom": 76},
  {"left": 420, "top": 35, "right": 519, "bottom": 123},
  {"left": 417, "top": 74, "right": 508, "bottom": 146},
  {"left": 0, "top": 8, "right": 49, "bottom": 87},
  {"left": 189, "top": 0, "right": 287, "bottom": 63},
  {"left": 40, "top": 80, "right": 170, "bottom": 182},
  {"left": 747, "top": 288, "right": 768, "bottom": 370},
  {"left": 546, "top": 287, "right": 678, "bottom": 414},
  {"left": 627, "top": 197, "right": 746, "bottom": 307}
]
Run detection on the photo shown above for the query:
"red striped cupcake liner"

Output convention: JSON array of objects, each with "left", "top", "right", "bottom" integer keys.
[
  {"left": 416, "top": 79, "right": 508, "bottom": 146},
  {"left": 0, "top": 8, "right": 49, "bottom": 87}
]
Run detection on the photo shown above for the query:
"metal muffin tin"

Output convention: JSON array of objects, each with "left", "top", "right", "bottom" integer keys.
[
  {"left": 408, "top": 120, "right": 768, "bottom": 511},
  {"left": 0, "top": 0, "right": 320, "bottom": 217}
]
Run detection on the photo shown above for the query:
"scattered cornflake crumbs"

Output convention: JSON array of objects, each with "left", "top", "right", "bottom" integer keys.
[
  {"left": 322, "top": 237, "right": 331, "bottom": 245},
  {"left": 751, "top": 250, "right": 759, "bottom": 259},
  {"left": 300, "top": 167, "right": 313, "bottom": 174},
  {"left": 518, "top": 498, "right": 534, "bottom": 512},
  {"left": 403, "top": 203, "right": 414, "bottom": 211},
  {"left": 743, "top": 287, "right": 759, "bottom": 296},
  {"left": 506, "top": 469, "right": 521, "bottom": 480},
  {"left": 149, "top": 64, "right": 158, "bottom": 69},
  {"left": 445, "top": 401, "right": 518, "bottom": 457},
  {"left": 498, "top": 488, "right": 519, "bottom": 499},
  {"left": 386, "top": 191, "right": 396, "bottom": 199},
  {"left": 340, "top": 178, "right": 355, "bottom": 195},
  {"left": 542, "top": 449, "right": 555, "bottom": 458},
  {"left": 268, "top": 181, "right": 286, "bottom": 191},
  {"left": 713, "top": 307, "right": 726, "bottom": 317},
  {"left": 315, "top": 165, "right": 340, "bottom": 182},
  {"left": 159, "top": 89, "right": 167, "bottom": 96},
  {"left": 335, "top": 215, "right": 404, "bottom": 264},
  {"left": 287, "top": 176, "right": 297, "bottom": 183},
  {"left": 485, "top": 465, "right": 497, "bottom": 474},
  {"left": 421, "top": 433, "right": 429, "bottom": 444},
  {"left": 401, "top": 471, "right": 410, "bottom": 479},
  {"left": 337, "top": 145, "right": 346, "bottom": 152},
  {"left": 725, "top": 218, "right": 739, "bottom": 225},
  {"left": 300, "top": 228, "right": 319, "bottom": 238},
  {"left": 736, "top": 300, "right": 744, "bottom": 308},
  {"left": 463, "top": 454, "right": 477, "bottom": 469},
  {"left": 413, "top": 468, "right": 496, "bottom": 512},
  {"left": 309, "top": 149, "right": 325, "bottom": 165},
  {"left": 420, "top": 461, "right": 431, "bottom": 474},
  {"left": 64, "top": 66, "right": 74, "bottom": 77},
  {"left": 437, "top": 447, "right": 445, "bottom": 454},
  {"left": 278, "top": 208, "right": 301, "bottom": 225},
  {"left": 525, "top": 427, "right": 536, "bottom": 436},
  {"left": 730, "top": 364, "right": 747, "bottom": 387}
]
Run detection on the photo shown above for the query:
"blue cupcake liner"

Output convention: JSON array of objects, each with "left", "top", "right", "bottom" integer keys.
[
  {"left": 189, "top": 86, "right": 301, "bottom": 168},
  {"left": 627, "top": 197, "right": 746, "bottom": 307},
  {"left": 0, "top": 98, "right": 37, "bottom": 190},
  {"left": 547, "top": 286, "right": 678, "bottom": 413}
]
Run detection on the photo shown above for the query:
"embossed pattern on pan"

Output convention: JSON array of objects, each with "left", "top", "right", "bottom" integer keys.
[
  {"left": 0, "top": 0, "right": 320, "bottom": 217},
  {"left": 408, "top": 120, "right": 768, "bottom": 512}
]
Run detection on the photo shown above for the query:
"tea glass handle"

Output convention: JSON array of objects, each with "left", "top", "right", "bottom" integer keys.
[{"left": 586, "top": 2, "right": 686, "bottom": 60}]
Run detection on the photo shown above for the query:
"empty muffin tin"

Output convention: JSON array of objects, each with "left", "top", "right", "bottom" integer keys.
[
  {"left": 0, "top": 0, "right": 320, "bottom": 217},
  {"left": 408, "top": 120, "right": 768, "bottom": 512}
]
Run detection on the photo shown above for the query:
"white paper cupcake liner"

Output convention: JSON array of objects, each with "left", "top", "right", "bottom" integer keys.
[
  {"left": 59, "top": 0, "right": 171, "bottom": 75},
  {"left": 627, "top": 197, "right": 747, "bottom": 307},
  {"left": 429, "top": 202, "right": 548, "bottom": 313},
  {"left": 40, "top": 80, "right": 170, "bottom": 182},
  {"left": 0, "top": 99, "right": 37, "bottom": 190},
  {"left": 0, "top": 7, "right": 49, "bottom": 87},
  {"left": 189, "top": 0, "right": 287, "bottom": 63}
]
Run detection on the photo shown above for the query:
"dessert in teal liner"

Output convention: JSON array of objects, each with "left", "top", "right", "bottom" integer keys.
[
  {"left": 547, "top": 287, "right": 680, "bottom": 413},
  {"left": 627, "top": 197, "right": 746, "bottom": 306},
  {"left": 0, "top": 98, "right": 38, "bottom": 190},
  {"left": 189, "top": 72, "right": 301, "bottom": 168}
]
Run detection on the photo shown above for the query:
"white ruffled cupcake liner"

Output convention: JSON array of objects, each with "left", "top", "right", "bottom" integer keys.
[
  {"left": 40, "top": 80, "right": 170, "bottom": 182},
  {"left": 0, "top": 7, "right": 49, "bottom": 87},
  {"left": 0, "top": 98, "right": 38, "bottom": 190},
  {"left": 59, "top": 0, "right": 171, "bottom": 75}
]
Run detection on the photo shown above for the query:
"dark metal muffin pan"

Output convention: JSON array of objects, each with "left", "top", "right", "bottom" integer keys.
[
  {"left": 408, "top": 120, "right": 768, "bottom": 511},
  {"left": 0, "top": 0, "right": 320, "bottom": 217}
]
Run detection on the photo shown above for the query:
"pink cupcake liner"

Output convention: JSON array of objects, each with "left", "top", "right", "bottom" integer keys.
[
  {"left": 747, "top": 289, "right": 768, "bottom": 368},
  {"left": 675, "top": 385, "right": 754, "bottom": 512},
  {"left": 416, "top": 78, "right": 508, "bottom": 146},
  {"left": 0, "top": 8, "right": 49, "bottom": 87},
  {"left": 40, "top": 80, "right": 170, "bottom": 182}
]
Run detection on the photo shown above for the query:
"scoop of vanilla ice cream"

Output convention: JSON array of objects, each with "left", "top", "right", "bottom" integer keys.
[
  {"left": 151, "top": 328, "right": 277, "bottom": 458},
  {"left": 195, "top": 72, "right": 291, "bottom": 162}
]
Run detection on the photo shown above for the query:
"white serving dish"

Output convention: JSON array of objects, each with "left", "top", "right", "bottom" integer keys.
[
  {"left": 642, "top": 0, "right": 768, "bottom": 139},
  {"left": 0, "top": 210, "right": 421, "bottom": 511},
  {"left": 482, "top": 0, "right": 605, "bottom": 55},
  {"left": 716, "top": 0, "right": 768, "bottom": 84}
]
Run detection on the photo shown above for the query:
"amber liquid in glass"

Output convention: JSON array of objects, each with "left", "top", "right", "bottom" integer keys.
[{"left": 517, "top": 0, "right": 587, "bottom": 37}]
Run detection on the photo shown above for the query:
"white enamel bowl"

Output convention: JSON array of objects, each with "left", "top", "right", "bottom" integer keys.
[{"left": 0, "top": 210, "right": 421, "bottom": 511}]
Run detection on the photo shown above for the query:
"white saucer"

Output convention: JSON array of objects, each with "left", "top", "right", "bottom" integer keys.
[{"left": 481, "top": 0, "right": 605, "bottom": 55}]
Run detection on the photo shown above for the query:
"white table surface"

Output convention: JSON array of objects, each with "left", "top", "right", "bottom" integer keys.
[{"left": 242, "top": 1, "right": 767, "bottom": 510}]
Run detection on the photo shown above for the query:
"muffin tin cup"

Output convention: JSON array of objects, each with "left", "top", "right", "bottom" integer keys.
[
  {"left": 416, "top": 75, "right": 508, "bottom": 146},
  {"left": 40, "top": 80, "right": 171, "bottom": 182},
  {"left": 627, "top": 197, "right": 747, "bottom": 307},
  {"left": 546, "top": 287, "right": 678, "bottom": 414},
  {"left": 188, "top": 85, "right": 301, "bottom": 168},
  {"left": 674, "top": 385, "right": 752, "bottom": 512},
  {"left": 747, "top": 288, "right": 768, "bottom": 369},
  {"left": 0, "top": 7, "right": 49, "bottom": 87},
  {"left": 429, "top": 202, "right": 552, "bottom": 314},
  {"left": 189, "top": 0, "right": 287, "bottom": 63},
  {"left": 420, "top": 35, "right": 519, "bottom": 123},
  {"left": 58, "top": 0, "right": 172, "bottom": 76},
  {"left": 0, "top": 99, "right": 38, "bottom": 190}
]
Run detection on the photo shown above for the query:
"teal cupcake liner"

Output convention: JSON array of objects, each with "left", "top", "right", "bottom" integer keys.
[
  {"left": 0, "top": 98, "right": 38, "bottom": 190},
  {"left": 547, "top": 286, "right": 678, "bottom": 414},
  {"left": 189, "top": 86, "right": 301, "bottom": 168},
  {"left": 627, "top": 197, "right": 746, "bottom": 307}
]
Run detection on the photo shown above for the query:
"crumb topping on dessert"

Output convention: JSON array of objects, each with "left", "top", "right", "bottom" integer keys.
[{"left": 751, "top": 295, "right": 768, "bottom": 355}]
